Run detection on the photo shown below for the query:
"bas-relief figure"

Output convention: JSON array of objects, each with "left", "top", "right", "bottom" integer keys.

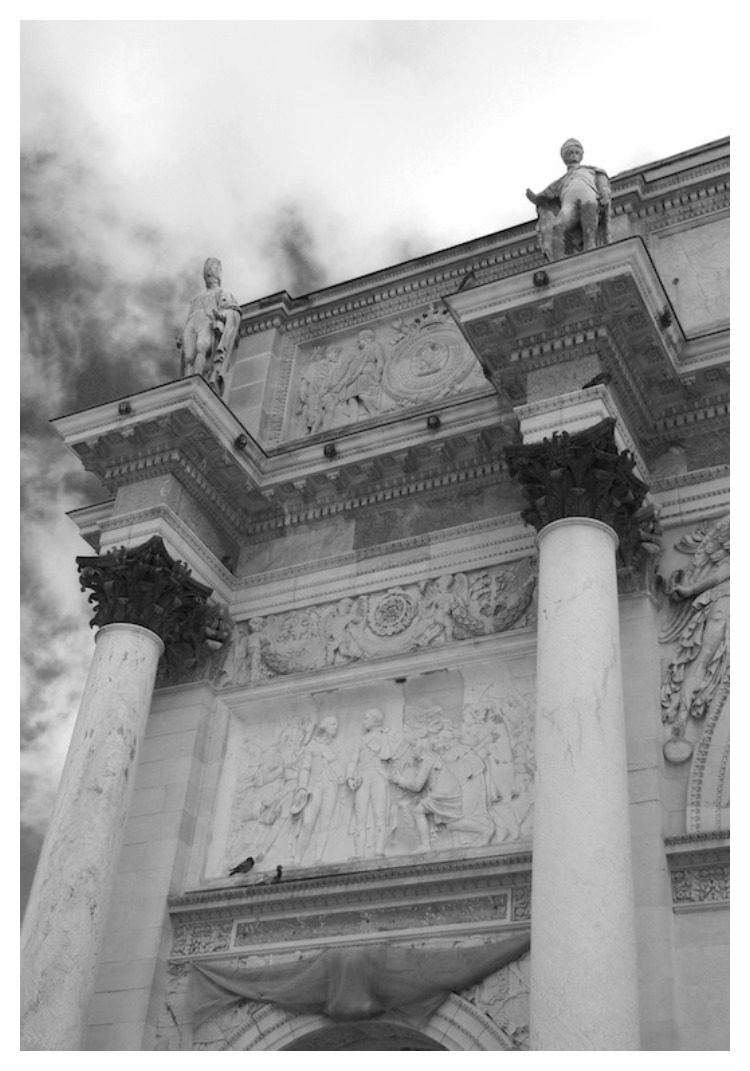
[
  {"left": 526, "top": 139, "right": 612, "bottom": 261},
  {"left": 222, "top": 677, "right": 534, "bottom": 874},
  {"left": 296, "top": 331, "right": 388, "bottom": 433},
  {"left": 659, "top": 514, "right": 729, "bottom": 765},
  {"left": 219, "top": 561, "right": 537, "bottom": 685},
  {"left": 346, "top": 708, "right": 396, "bottom": 858},
  {"left": 180, "top": 257, "right": 241, "bottom": 397},
  {"left": 463, "top": 950, "right": 530, "bottom": 1050},
  {"left": 293, "top": 305, "right": 486, "bottom": 436},
  {"left": 296, "top": 344, "right": 343, "bottom": 434}
]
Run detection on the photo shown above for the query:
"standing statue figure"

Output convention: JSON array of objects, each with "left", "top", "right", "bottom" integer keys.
[
  {"left": 526, "top": 139, "right": 612, "bottom": 261},
  {"left": 180, "top": 257, "right": 241, "bottom": 396}
]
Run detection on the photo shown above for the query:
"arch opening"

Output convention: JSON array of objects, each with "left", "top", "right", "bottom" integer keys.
[{"left": 282, "top": 1021, "right": 447, "bottom": 1051}]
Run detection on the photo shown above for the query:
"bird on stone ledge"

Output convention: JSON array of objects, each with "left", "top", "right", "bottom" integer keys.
[
  {"left": 229, "top": 856, "right": 255, "bottom": 876},
  {"left": 272, "top": 865, "right": 283, "bottom": 884}
]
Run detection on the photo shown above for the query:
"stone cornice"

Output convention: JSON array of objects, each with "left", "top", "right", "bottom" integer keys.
[
  {"left": 239, "top": 234, "right": 544, "bottom": 336},
  {"left": 237, "top": 141, "right": 728, "bottom": 337},
  {"left": 651, "top": 468, "right": 729, "bottom": 529},
  {"left": 167, "top": 848, "right": 532, "bottom": 958},
  {"left": 70, "top": 502, "right": 235, "bottom": 600},
  {"left": 56, "top": 379, "right": 527, "bottom": 545},
  {"left": 232, "top": 515, "right": 537, "bottom": 626},
  {"left": 445, "top": 238, "right": 728, "bottom": 464},
  {"left": 664, "top": 831, "right": 729, "bottom": 912}
]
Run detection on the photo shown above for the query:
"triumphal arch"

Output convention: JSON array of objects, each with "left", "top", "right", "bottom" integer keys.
[{"left": 21, "top": 138, "right": 729, "bottom": 1050}]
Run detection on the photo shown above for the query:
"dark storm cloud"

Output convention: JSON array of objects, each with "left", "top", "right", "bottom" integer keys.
[
  {"left": 19, "top": 94, "right": 201, "bottom": 877},
  {"left": 260, "top": 203, "right": 329, "bottom": 297},
  {"left": 21, "top": 136, "right": 186, "bottom": 419}
]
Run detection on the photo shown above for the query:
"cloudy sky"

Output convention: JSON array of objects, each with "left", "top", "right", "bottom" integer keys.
[{"left": 19, "top": 15, "right": 730, "bottom": 913}]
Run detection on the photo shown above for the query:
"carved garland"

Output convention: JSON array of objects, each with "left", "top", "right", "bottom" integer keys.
[{"left": 218, "top": 559, "right": 537, "bottom": 685}]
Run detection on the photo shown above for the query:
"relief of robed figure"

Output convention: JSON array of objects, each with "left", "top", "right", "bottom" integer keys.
[{"left": 659, "top": 514, "right": 729, "bottom": 764}]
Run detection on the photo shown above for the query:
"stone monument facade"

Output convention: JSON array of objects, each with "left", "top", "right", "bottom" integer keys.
[{"left": 22, "top": 138, "right": 729, "bottom": 1050}]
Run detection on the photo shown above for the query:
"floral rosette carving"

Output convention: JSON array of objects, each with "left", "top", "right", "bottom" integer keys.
[{"left": 367, "top": 588, "right": 418, "bottom": 636}]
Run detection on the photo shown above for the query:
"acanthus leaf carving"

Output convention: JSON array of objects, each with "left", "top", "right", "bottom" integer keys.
[
  {"left": 505, "top": 418, "right": 651, "bottom": 558},
  {"left": 77, "top": 535, "right": 231, "bottom": 682}
]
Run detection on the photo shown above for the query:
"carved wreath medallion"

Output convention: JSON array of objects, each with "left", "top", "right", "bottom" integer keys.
[{"left": 367, "top": 588, "right": 418, "bottom": 636}]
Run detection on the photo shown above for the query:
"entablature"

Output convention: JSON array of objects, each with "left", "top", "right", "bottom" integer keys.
[
  {"left": 665, "top": 831, "right": 729, "bottom": 912},
  {"left": 445, "top": 237, "right": 728, "bottom": 466},
  {"left": 54, "top": 377, "right": 520, "bottom": 546},
  {"left": 167, "top": 848, "right": 532, "bottom": 958}
]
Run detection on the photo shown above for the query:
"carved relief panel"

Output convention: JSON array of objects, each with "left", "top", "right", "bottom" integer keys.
[
  {"left": 289, "top": 303, "right": 487, "bottom": 437},
  {"left": 208, "top": 660, "right": 535, "bottom": 878},
  {"left": 218, "top": 559, "right": 536, "bottom": 686},
  {"left": 657, "top": 513, "right": 729, "bottom": 832}
]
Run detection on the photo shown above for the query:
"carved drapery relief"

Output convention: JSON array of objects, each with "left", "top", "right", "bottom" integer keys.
[
  {"left": 658, "top": 514, "right": 729, "bottom": 767},
  {"left": 292, "top": 304, "right": 486, "bottom": 436},
  {"left": 219, "top": 559, "right": 536, "bottom": 686},
  {"left": 155, "top": 944, "right": 530, "bottom": 1050},
  {"left": 218, "top": 669, "right": 534, "bottom": 875}
]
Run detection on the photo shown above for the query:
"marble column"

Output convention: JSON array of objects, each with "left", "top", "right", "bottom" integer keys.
[
  {"left": 20, "top": 537, "right": 217, "bottom": 1051},
  {"left": 506, "top": 418, "right": 647, "bottom": 1051}
]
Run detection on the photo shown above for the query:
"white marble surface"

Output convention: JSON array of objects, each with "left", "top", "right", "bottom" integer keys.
[
  {"left": 21, "top": 624, "right": 163, "bottom": 1050},
  {"left": 529, "top": 519, "right": 640, "bottom": 1050}
]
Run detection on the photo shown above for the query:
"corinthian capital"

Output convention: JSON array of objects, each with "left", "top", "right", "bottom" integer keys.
[
  {"left": 505, "top": 418, "right": 649, "bottom": 550},
  {"left": 77, "top": 536, "right": 220, "bottom": 661}
]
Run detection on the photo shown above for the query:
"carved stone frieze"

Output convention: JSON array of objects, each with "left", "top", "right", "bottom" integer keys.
[
  {"left": 213, "top": 663, "right": 535, "bottom": 876},
  {"left": 665, "top": 833, "right": 729, "bottom": 911},
  {"left": 171, "top": 919, "right": 233, "bottom": 957},
  {"left": 658, "top": 514, "right": 729, "bottom": 765},
  {"left": 505, "top": 418, "right": 650, "bottom": 560},
  {"left": 233, "top": 890, "right": 511, "bottom": 946},
  {"left": 670, "top": 863, "right": 729, "bottom": 907},
  {"left": 169, "top": 852, "right": 533, "bottom": 958},
  {"left": 219, "top": 558, "right": 536, "bottom": 685},
  {"left": 291, "top": 304, "right": 486, "bottom": 437},
  {"left": 77, "top": 535, "right": 230, "bottom": 679}
]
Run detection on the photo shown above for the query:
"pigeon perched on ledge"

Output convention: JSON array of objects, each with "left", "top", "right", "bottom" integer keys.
[
  {"left": 272, "top": 865, "right": 283, "bottom": 884},
  {"left": 229, "top": 856, "right": 255, "bottom": 876}
]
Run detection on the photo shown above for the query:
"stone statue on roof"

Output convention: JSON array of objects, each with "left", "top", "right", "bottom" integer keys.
[
  {"left": 526, "top": 139, "right": 612, "bottom": 261},
  {"left": 179, "top": 257, "right": 241, "bottom": 397}
]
